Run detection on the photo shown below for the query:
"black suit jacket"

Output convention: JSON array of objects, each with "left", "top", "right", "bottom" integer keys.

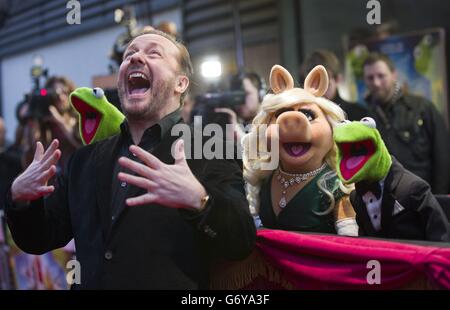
[
  {"left": 350, "top": 158, "right": 450, "bottom": 242},
  {"left": 5, "top": 122, "right": 256, "bottom": 289}
]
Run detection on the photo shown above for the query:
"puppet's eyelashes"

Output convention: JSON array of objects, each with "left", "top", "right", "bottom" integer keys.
[
  {"left": 360, "top": 117, "right": 376, "bottom": 128},
  {"left": 92, "top": 87, "right": 104, "bottom": 99},
  {"left": 337, "top": 120, "right": 352, "bottom": 126}
]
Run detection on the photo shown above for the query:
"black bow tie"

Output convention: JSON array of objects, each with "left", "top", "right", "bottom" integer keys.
[{"left": 355, "top": 181, "right": 382, "bottom": 199}]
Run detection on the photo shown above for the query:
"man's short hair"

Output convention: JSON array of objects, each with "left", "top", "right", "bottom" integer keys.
[
  {"left": 243, "top": 72, "right": 263, "bottom": 93},
  {"left": 363, "top": 52, "right": 396, "bottom": 73},
  {"left": 301, "top": 50, "right": 341, "bottom": 80},
  {"left": 130, "top": 29, "right": 194, "bottom": 104},
  {"left": 230, "top": 71, "right": 266, "bottom": 102}
]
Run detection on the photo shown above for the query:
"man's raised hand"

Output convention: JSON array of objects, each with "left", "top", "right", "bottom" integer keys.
[
  {"left": 11, "top": 139, "right": 61, "bottom": 202},
  {"left": 118, "top": 139, "right": 207, "bottom": 211}
]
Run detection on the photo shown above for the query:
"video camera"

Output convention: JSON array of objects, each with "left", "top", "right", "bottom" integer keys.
[
  {"left": 191, "top": 73, "right": 248, "bottom": 127},
  {"left": 195, "top": 73, "right": 247, "bottom": 110},
  {"left": 109, "top": 6, "right": 138, "bottom": 72},
  {"left": 19, "top": 60, "right": 58, "bottom": 122},
  {"left": 26, "top": 88, "right": 58, "bottom": 121},
  {"left": 17, "top": 64, "right": 57, "bottom": 122},
  {"left": 195, "top": 90, "right": 246, "bottom": 109}
]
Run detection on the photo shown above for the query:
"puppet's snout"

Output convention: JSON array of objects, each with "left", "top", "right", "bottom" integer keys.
[{"left": 276, "top": 111, "right": 312, "bottom": 142}]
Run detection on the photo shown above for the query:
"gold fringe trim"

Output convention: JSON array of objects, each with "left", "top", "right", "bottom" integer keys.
[
  {"left": 400, "top": 276, "right": 434, "bottom": 290},
  {"left": 210, "top": 251, "right": 436, "bottom": 290}
]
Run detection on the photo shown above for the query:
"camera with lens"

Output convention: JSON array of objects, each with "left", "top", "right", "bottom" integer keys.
[
  {"left": 20, "top": 61, "right": 58, "bottom": 121},
  {"left": 26, "top": 88, "right": 58, "bottom": 120},
  {"left": 110, "top": 6, "right": 137, "bottom": 72},
  {"left": 195, "top": 73, "right": 247, "bottom": 110},
  {"left": 195, "top": 90, "right": 246, "bottom": 109},
  {"left": 191, "top": 73, "right": 248, "bottom": 128}
]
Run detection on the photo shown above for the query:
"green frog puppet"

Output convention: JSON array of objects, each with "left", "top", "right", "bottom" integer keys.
[
  {"left": 334, "top": 117, "right": 449, "bottom": 241},
  {"left": 69, "top": 87, "right": 125, "bottom": 145}
]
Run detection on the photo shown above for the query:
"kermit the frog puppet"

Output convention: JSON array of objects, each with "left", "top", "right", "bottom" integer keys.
[
  {"left": 334, "top": 117, "right": 449, "bottom": 241},
  {"left": 70, "top": 87, "right": 125, "bottom": 145}
]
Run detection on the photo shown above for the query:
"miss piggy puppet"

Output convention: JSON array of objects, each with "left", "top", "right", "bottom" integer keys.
[{"left": 242, "top": 64, "right": 358, "bottom": 236}]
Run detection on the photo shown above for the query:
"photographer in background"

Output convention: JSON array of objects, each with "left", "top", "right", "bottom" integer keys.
[
  {"left": 23, "top": 76, "right": 81, "bottom": 170},
  {"left": 44, "top": 76, "right": 80, "bottom": 147},
  {"left": 211, "top": 72, "right": 265, "bottom": 142}
]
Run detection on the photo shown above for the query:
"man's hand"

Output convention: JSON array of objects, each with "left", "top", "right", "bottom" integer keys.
[
  {"left": 47, "top": 106, "right": 81, "bottom": 148},
  {"left": 214, "top": 107, "right": 238, "bottom": 125},
  {"left": 11, "top": 139, "right": 61, "bottom": 202},
  {"left": 48, "top": 106, "right": 75, "bottom": 133},
  {"left": 214, "top": 107, "right": 245, "bottom": 141},
  {"left": 118, "top": 139, "right": 207, "bottom": 211}
]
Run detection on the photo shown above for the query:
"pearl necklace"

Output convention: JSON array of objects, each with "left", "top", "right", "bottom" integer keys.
[{"left": 276, "top": 163, "right": 327, "bottom": 208}]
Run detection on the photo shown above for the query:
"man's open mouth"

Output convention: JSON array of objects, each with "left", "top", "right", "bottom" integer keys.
[
  {"left": 127, "top": 71, "right": 151, "bottom": 96},
  {"left": 71, "top": 96, "right": 102, "bottom": 145},
  {"left": 283, "top": 142, "right": 311, "bottom": 157},
  {"left": 339, "top": 139, "right": 375, "bottom": 180}
]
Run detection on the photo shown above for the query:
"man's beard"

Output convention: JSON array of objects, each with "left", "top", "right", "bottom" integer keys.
[
  {"left": 119, "top": 78, "right": 173, "bottom": 121},
  {"left": 372, "top": 83, "right": 397, "bottom": 104},
  {"left": 372, "top": 90, "right": 390, "bottom": 103}
]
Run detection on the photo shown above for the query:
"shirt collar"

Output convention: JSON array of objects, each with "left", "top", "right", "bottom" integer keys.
[{"left": 119, "top": 108, "right": 182, "bottom": 146}]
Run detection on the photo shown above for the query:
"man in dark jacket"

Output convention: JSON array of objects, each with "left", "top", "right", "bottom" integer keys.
[
  {"left": 5, "top": 30, "right": 256, "bottom": 289},
  {"left": 363, "top": 52, "right": 450, "bottom": 194}
]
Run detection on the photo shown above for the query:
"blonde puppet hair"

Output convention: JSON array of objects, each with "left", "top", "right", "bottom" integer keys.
[{"left": 242, "top": 65, "right": 352, "bottom": 216}]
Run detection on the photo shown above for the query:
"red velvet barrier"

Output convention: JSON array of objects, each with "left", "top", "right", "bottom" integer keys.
[{"left": 211, "top": 229, "right": 450, "bottom": 290}]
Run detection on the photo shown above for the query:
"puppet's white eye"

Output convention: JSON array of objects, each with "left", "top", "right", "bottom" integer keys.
[
  {"left": 360, "top": 117, "right": 376, "bottom": 128},
  {"left": 337, "top": 120, "right": 351, "bottom": 127},
  {"left": 92, "top": 87, "right": 104, "bottom": 99}
]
